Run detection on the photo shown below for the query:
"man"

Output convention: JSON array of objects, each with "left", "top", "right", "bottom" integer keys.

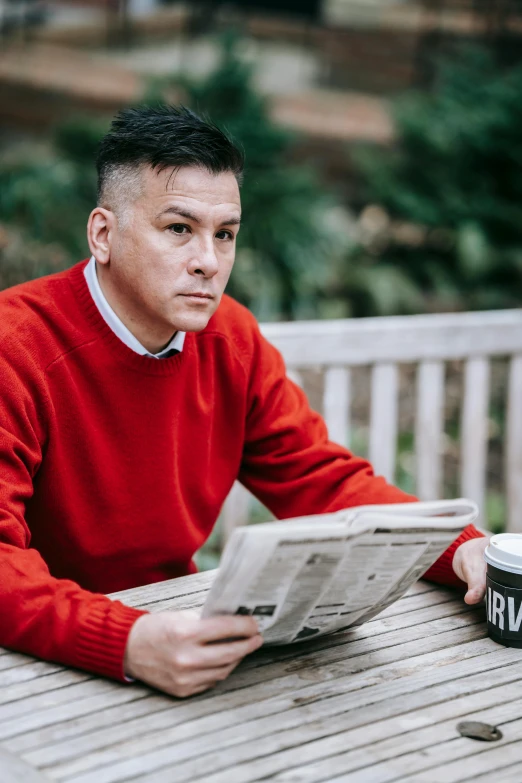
[{"left": 0, "top": 106, "right": 488, "bottom": 698}]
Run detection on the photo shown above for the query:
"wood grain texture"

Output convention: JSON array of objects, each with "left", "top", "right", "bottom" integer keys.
[
  {"left": 369, "top": 362, "right": 399, "bottom": 483},
  {"left": 460, "top": 357, "right": 490, "bottom": 520},
  {"left": 506, "top": 354, "right": 522, "bottom": 533},
  {"left": 261, "top": 309, "right": 522, "bottom": 367},
  {"left": 0, "top": 575, "right": 517, "bottom": 783},
  {"left": 221, "top": 482, "right": 252, "bottom": 542},
  {"left": 0, "top": 746, "right": 49, "bottom": 782},
  {"left": 323, "top": 366, "right": 350, "bottom": 448},
  {"left": 415, "top": 360, "right": 445, "bottom": 501}
]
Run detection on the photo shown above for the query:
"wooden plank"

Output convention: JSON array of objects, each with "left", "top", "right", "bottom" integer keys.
[
  {"left": 108, "top": 571, "right": 216, "bottom": 605},
  {"left": 369, "top": 363, "right": 399, "bottom": 483},
  {"left": 260, "top": 309, "right": 522, "bottom": 367},
  {"left": 0, "top": 684, "right": 150, "bottom": 741},
  {"left": 0, "top": 657, "right": 43, "bottom": 677},
  {"left": 7, "top": 635, "right": 483, "bottom": 772},
  {"left": 0, "top": 747, "right": 48, "bottom": 783},
  {"left": 263, "top": 696, "right": 522, "bottom": 783},
  {"left": 221, "top": 482, "right": 251, "bottom": 542},
  {"left": 506, "top": 354, "right": 522, "bottom": 533},
  {"left": 0, "top": 580, "right": 489, "bottom": 783},
  {"left": 472, "top": 765, "right": 522, "bottom": 783},
  {"left": 47, "top": 640, "right": 515, "bottom": 782},
  {"left": 323, "top": 366, "right": 350, "bottom": 447},
  {"left": 5, "top": 616, "right": 483, "bottom": 757},
  {"left": 106, "top": 657, "right": 522, "bottom": 783},
  {"left": 286, "top": 368, "right": 304, "bottom": 388},
  {"left": 460, "top": 357, "right": 490, "bottom": 521},
  {"left": 395, "top": 729, "right": 522, "bottom": 783},
  {"left": 22, "top": 631, "right": 492, "bottom": 773},
  {"left": 415, "top": 360, "right": 445, "bottom": 500},
  {"left": 34, "top": 635, "right": 491, "bottom": 778},
  {"left": 195, "top": 693, "right": 522, "bottom": 783},
  {"left": 304, "top": 708, "right": 522, "bottom": 783},
  {"left": 0, "top": 602, "right": 481, "bottom": 743},
  {"left": 0, "top": 661, "right": 65, "bottom": 688}
]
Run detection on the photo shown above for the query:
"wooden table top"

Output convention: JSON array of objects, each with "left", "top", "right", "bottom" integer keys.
[{"left": 1, "top": 571, "right": 522, "bottom": 783}]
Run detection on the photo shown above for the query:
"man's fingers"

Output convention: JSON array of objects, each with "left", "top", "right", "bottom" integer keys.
[
  {"left": 464, "top": 586, "right": 485, "bottom": 605},
  {"left": 196, "top": 614, "right": 260, "bottom": 643},
  {"left": 171, "top": 661, "right": 244, "bottom": 698},
  {"left": 452, "top": 537, "right": 489, "bottom": 606},
  {"left": 192, "top": 661, "right": 239, "bottom": 684},
  {"left": 460, "top": 555, "right": 487, "bottom": 605},
  {"left": 192, "top": 633, "right": 263, "bottom": 668}
]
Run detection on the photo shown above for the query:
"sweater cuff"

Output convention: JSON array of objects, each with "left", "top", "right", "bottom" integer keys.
[
  {"left": 74, "top": 600, "right": 148, "bottom": 682},
  {"left": 422, "top": 524, "right": 486, "bottom": 588}
]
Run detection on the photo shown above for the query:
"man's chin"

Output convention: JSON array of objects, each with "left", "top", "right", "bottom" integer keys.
[{"left": 171, "top": 308, "right": 216, "bottom": 333}]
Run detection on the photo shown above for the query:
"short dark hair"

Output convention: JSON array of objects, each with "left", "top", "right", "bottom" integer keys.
[{"left": 96, "top": 104, "right": 244, "bottom": 204}]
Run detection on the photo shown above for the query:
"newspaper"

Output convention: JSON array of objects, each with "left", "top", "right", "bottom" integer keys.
[{"left": 202, "top": 499, "right": 479, "bottom": 644}]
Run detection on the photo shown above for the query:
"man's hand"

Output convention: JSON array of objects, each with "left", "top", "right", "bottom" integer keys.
[
  {"left": 452, "top": 536, "right": 490, "bottom": 605},
  {"left": 124, "top": 610, "right": 263, "bottom": 698}
]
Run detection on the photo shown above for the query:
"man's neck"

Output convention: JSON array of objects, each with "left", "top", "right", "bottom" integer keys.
[{"left": 95, "top": 261, "right": 177, "bottom": 355}]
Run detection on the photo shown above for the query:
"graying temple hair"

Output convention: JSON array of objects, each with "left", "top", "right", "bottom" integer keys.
[{"left": 97, "top": 163, "right": 144, "bottom": 229}]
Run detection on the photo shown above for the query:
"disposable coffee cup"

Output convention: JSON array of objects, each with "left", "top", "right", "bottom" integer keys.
[{"left": 484, "top": 534, "right": 522, "bottom": 648}]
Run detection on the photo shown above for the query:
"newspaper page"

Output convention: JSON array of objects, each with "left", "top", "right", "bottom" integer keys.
[
  {"left": 202, "top": 519, "right": 359, "bottom": 644},
  {"left": 308, "top": 524, "right": 465, "bottom": 635},
  {"left": 202, "top": 499, "right": 479, "bottom": 644}
]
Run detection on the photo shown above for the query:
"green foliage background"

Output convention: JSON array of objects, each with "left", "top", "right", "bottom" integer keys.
[
  {"left": 1, "top": 43, "right": 521, "bottom": 320},
  {"left": 335, "top": 47, "right": 522, "bottom": 317},
  {"left": 0, "top": 36, "right": 344, "bottom": 322}
]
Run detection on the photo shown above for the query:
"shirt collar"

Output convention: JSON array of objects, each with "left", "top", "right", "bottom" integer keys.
[{"left": 84, "top": 256, "right": 186, "bottom": 358}]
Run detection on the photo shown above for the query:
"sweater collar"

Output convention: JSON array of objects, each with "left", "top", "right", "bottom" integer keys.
[
  {"left": 69, "top": 260, "right": 188, "bottom": 376},
  {"left": 84, "top": 256, "right": 186, "bottom": 359}
]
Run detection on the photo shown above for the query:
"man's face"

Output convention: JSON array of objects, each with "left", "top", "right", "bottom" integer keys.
[{"left": 105, "top": 165, "right": 241, "bottom": 340}]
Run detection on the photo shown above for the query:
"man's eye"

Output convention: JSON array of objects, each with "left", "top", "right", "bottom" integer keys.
[
  {"left": 168, "top": 224, "right": 189, "bottom": 235},
  {"left": 216, "top": 230, "right": 234, "bottom": 241}
]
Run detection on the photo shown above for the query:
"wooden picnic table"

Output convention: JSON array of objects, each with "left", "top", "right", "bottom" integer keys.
[{"left": 1, "top": 570, "right": 522, "bottom": 783}]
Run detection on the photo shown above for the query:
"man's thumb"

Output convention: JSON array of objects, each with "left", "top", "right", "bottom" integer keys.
[{"left": 464, "top": 585, "right": 484, "bottom": 605}]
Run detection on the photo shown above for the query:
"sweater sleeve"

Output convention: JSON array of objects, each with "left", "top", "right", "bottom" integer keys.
[
  {"left": 0, "top": 357, "right": 147, "bottom": 681},
  {"left": 239, "top": 325, "right": 485, "bottom": 588},
  {"left": 422, "top": 523, "right": 486, "bottom": 587},
  {"left": 240, "top": 329, "right": 415, "bottom": 516}
]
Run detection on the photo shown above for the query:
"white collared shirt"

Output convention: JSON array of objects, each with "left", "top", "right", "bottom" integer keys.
[{"left": 84, "top": 257, "right": 186, "bottom": 358}]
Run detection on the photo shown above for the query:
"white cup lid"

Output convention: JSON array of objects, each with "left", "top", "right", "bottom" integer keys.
[{"left": 484, "top": 534, "right": 522, "bottom": 574}]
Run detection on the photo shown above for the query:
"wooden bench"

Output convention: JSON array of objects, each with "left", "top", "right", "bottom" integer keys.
[{"left": 223, "top": 308, "right": 522, "bottom": 537}]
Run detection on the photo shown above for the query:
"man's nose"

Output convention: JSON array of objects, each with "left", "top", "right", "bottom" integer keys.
[{"left": 188, "top": 238, "right": 219, "bottom": 278}]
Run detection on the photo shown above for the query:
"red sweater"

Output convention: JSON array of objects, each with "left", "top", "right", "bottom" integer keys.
[{"left": 0, "top": 261, "right": 482, "bottom": 680}]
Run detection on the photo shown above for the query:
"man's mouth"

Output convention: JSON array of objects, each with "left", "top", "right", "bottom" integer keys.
[{"left": 179, "top": 292, "right": 214, "bottom": 300}]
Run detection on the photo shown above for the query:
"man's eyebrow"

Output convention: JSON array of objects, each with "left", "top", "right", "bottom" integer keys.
[
  {"left": 156, "top": 206, "right": 202, "bottom": 223},
  {"left": 220, "top": 215, "right": 242, "bottom": 226},
  {"left": 156, "top": 206, "right": 241, "bottom": 226}
]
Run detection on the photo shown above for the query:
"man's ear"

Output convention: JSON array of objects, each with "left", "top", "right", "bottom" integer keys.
[{"left": 87, "top": 207, "right": 116, "bottom": 266}]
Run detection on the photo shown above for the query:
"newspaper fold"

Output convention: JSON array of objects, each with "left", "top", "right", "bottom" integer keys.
[{"left": 202, "top": 499, "right": 479, "bottom": 644}]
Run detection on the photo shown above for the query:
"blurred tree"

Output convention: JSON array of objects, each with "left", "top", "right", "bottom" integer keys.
[
  {"left": 336, "top": 47, "right": 522, "bottom": 316},
  {"left": 0, "top": 119, "right": 106, "bottom": 284},
  {"left": 0, "top": 36, "right": 343, "bottom": 321}
]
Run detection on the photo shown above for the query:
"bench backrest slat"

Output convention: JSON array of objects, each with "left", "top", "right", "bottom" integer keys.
[
  {"left": 220, "top": 309, "right": 522, "bottom": 539},
  {"left": 506, "top": 355, "right": 522, "bottom": 533},
  {"left": 369, "top": 362, "right": 399, "bottom": 484},
  {"left": 460, "top": 357, "right": 491, "bottom": 523},
  {"left": 415, "top": 360, "right": 445, "bottom": 502},
  {"left": 323, "top": 366, "right": 351, "bottom": 448}
]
